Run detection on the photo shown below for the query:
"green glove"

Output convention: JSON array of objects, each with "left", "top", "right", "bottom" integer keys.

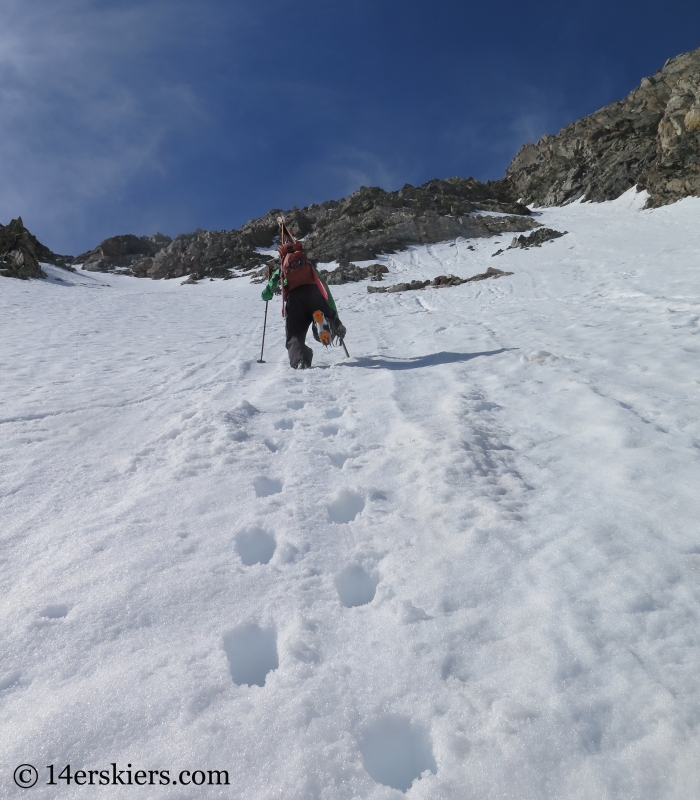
[{"left": 261, "top": 268, "right": 281, "bottom": 301}]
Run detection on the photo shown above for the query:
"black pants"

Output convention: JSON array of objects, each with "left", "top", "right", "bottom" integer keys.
[{"left": 285, "top": 283, "right": 337, "bottom": 368}]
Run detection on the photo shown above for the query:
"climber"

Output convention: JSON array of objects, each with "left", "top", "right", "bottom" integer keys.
[{"left": 261, "top": 218, "right": 347, "bottom": 369}]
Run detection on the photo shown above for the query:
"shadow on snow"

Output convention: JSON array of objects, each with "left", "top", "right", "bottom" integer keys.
[{"left": 337, "top": 348, "right": 512, "bottom": 371}]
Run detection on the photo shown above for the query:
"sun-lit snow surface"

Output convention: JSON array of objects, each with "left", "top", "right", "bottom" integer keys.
[{"left": 2, "top": 189, "right": 700, "bottom": 798}]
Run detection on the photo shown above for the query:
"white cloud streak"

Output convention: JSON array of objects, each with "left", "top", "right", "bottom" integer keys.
[{"left": 0, "top": 0, "right": 207, "bottom": 251}]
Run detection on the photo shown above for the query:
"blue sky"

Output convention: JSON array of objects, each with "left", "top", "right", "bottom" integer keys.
[{"left": 2, "top": 0, "right": 699, "bottom": 254}]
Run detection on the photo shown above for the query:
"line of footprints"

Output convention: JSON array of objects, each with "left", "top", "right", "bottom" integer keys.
[{"left": 222, "top": 397, "right": 437, "bottom": 793}]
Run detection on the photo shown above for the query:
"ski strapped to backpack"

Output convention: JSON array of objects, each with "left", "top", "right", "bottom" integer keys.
[
  {"left": 274, "top": 217, "right": 349, "bottom": 357},
  {"left": 276, "top": 217, "right": 328, "bottom": 317}
]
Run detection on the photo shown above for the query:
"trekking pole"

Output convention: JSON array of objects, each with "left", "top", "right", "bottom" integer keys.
[
  {"left": 341, "top": 338, "right": 350, "bottom": 358},
  {"left": 257, "top": 301, "right": 268, "bottom": 363},
  {"left": 257, "top": 264, "right": 272, "bottom": 363}
]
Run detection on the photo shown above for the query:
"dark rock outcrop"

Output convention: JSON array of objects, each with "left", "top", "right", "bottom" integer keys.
[
  {"left": 76, "top": 178, "right": 537, "bottom": 281},
  {"left": 76, "top": 232, "right": 172, "bottom": 273},
  {"left": 507, "top": 228, "right": 567, "bottom": 250},
  {"left": 299, "top": 178, "right": 536, "bottom": 265},
  {"left": 504, "top": 47, "right": 700, "bottom": 207},
  {"left": 366, "top": 266, "right": 513, "bottom": 294},
  {"left": 130, "top": 229, "right": 261, "bottom": 280},
  {"left": 1, "top": 217, "right": 73, "bottom": 280},
  {"left": 318, "top": 260, "right": 389, "bottom": 285}
]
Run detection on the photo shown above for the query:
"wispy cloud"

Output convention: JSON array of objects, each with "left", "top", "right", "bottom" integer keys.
[
  {"left": 0, "top": 0, "right": 206, "bottom": 251},
  {"left": 313, "top": 145, "right": 405, "bottom": 196}
]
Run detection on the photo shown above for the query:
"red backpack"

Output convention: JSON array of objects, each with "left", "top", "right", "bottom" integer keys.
[
  {"left": 276, "top": 218, "right": 329, "bottom": 315},
  {"left": 277, "top": 238, "right": 315, "bottom": 292}
]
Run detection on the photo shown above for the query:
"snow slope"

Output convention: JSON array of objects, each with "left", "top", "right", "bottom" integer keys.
[{"left": 2, "top": 189, "right": 700, "bottom": 798}]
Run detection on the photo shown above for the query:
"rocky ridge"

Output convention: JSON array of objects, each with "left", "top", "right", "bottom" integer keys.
[
  {"left": 5, "top": 46, "right": 700, "bottom": 282},
  {"left": 505, "top": 47, "right": 700, "bottom": 207},
  {"left": 507, "top": 228, "right": 568, "bottom": 250},
  {"left": 318, "top": 260, "right": 389, "bottom": 285},
  {"left": 75, "top": 233, "right": 173, "bottom": 273},
  {"left": 75, "top": 177, "right": 537, "bottom": 281},
  {"left": 366, "top": 266, "right": 514, "bottom": 294},
  {"left": 0, "top": 218, "right": 73, "bottom": 280}
]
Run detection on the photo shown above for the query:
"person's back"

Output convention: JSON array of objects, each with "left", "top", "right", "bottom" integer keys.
[{"left": 261, "top": 220, "right": 346, "bottom": 369}]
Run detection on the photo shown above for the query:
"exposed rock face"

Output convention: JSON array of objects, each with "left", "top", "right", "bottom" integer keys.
[
  {"left": 130, "top": 229, "right": 262, "bottom": 280},
  {"left": 318, "top": 260, "right": 389, "bottom": 285},
  {"left": 76, "top": 178, "right": 536, "bottom": 281},
  {"left": 508, "top": 228, "right": 567, "bottom": 250},
  {"left": 366, "top": 266, "right": 513, "bottom": 294},
  {"left": 641, "top": 58, "right": 700, "bottom": 205},
  {"left": 300, "top": 178, "right": 536, "bottom": 264},
  {"left": 0, "top": 217, "right": 73, "bottom": 280},
  {"left": 76, "top": 233, "right": 172, "bottom": 273},
  {"left": 504, "top": 47, "right": 700, "bottom": 207}
]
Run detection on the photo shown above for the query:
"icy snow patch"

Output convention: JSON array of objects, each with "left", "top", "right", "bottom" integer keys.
[
  {"left": 0, "top": 672, "right": 21, "bottom": 691},
  {"left": 334, "top": 565, "right": 378, "bottom": 607},
  {"left": 327, "top": 490, "right": 364, "bottom": 523},
  {"left": 235, "top": 527, "right": 276, "bottom": 566},
  {"left": 39, "top": 604, "right": 69, "bottom": 619},
  {"left": 253, "top": 476, "right": 282, "bottom": 497},
  {"left": 521, "top": 349, "right": 557, "bottom": 364},
  {"left": 320, "top": 424, "right": 339, "bottom": 437},
  {"left": 360, "top": 716, "right": 436, "bottom": 792},
  {"left": 402, "top": 600, "right": 432, "bottom": 623},
  {"left": 223, "top": 624, "right": 278, "bottom": 687}
]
